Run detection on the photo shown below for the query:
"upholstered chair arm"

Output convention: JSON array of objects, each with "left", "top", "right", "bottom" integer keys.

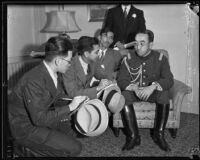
[{"left": 169, "top": 79, "right": 192, "bottom": 119}]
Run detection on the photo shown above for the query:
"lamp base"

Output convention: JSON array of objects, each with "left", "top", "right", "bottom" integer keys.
[{"left": 58, "top": 33, "right": 70, "bottom": 39}]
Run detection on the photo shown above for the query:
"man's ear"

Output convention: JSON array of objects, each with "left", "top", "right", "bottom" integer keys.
[
  {"left": 55, "top": 57, "right": 61, "bottom": 66},
  {"left": 97, "top": 35, "right": 101, "bottom": 41},
  {"left": 84, "top": 51, "right": 89, "bottom": 58},
  {"left": 149, "top": 42, "right": 153, "bottom": 49}
]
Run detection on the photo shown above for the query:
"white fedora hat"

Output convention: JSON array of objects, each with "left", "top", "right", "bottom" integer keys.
[
  {"left": 74, "top": 99, "right": 109, "bottom": 137},
  {"left": 97, "top": 84, "right": 125, "bottom": 114}
]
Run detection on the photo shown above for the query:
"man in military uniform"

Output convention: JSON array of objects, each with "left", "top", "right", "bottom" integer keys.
[{"left": 117, "top": 29, "right": 174, "bottom": 152}]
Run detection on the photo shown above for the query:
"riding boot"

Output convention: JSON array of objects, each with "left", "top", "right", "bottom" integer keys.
[
  {"left": 152, "top": 103, "right": 171, "bottom": 152},
  {"left": 121, "top": 104, "right": 141, "bottom": 151}
]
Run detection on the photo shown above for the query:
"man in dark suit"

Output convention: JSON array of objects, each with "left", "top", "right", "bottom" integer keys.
[
  {"left": 102, "top": 4, "right": 146, "bottom": 48},
  {"left": 62, "top": 36, "right": 113, "bottom": 99},
  {"left": 8, "top": 36, "right": 88, "bottom": 157},
  {"left": 117, "top": 30, "right": 174, "bottom": 152}
]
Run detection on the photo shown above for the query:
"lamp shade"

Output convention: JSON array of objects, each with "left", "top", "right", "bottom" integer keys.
[{"left": 41, "top": 10, "right": 81, "bottom": 33}]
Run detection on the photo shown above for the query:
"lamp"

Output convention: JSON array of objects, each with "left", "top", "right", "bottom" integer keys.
[
  {"left": 31, "top": 8, "right": 81, "bottom": 58},
  {"left": 41, "top": 10, "right": 81, "bottom": 39}
]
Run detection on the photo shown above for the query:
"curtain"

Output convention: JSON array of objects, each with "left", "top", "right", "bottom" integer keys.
[{"left": 185, "top": 3, "right": 199, "bottom": 109}]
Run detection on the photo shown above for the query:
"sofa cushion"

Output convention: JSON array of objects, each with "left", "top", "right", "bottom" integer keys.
[{"left": 133, "top": 99, "right": 173, "bottom": 112}]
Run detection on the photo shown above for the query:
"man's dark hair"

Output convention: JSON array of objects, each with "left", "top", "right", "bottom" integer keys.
[
  {"left": 45, "top": 36, "right": 73, "bottom": 62},
  {"left": 100, "top": 27, "right": 114, "bottom": 36},
  {"left": 137, "top": 29, "right": 154, "bottom": 42},
  {"left": 77, "top": 36, "right": 99, "bottom": 55}
]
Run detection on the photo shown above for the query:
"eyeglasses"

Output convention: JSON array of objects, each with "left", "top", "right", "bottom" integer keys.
[{"left": 61, "top": 58, "right": 72, "bottom": 64}]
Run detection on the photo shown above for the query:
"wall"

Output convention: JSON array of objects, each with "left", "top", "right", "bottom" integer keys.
[
  {"left": 7, "top": 5, "right": 46, "bottom": 62},
  {"left": 7, "top": 4, "right": 199, "bottom": 114}
]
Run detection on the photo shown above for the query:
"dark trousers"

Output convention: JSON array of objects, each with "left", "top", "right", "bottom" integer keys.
[
  {"left": 122, "top": 90, "right": 170, "bottom": 105},
  {"left": 14, "top": 121, "right": 82, "bottom": 157}
]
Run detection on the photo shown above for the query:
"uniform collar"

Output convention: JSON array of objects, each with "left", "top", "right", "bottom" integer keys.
[{"left": 137, "top": 50, "right": 153, "bottom": 61}]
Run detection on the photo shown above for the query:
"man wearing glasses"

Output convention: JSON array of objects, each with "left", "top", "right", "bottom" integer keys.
[
  {"left": 8, "top": 36, "right": 88, "bottom": 157},
  {"left": 117, "top": 30, "right": 174, "bottom": 152}
]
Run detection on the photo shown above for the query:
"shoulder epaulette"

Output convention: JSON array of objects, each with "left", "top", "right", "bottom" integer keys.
[{"left": 159, "top": 52, "right": 164, "bottom": 61}]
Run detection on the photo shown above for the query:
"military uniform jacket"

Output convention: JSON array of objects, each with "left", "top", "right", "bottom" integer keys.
[
  {"left": 63, "top": 55, "right": 109, "bottom": 99},
  {"left": 117, "top": 50, "right": 174, "bottom": 91},
  {"left": 103, "top": 5, "right": 146, "bottom": 46},
  {"left": 8, "top": 62, "right": 71, "bottom": 142},
  {"left": 98, "top": 48, "right": 123, "bottom": 79}
]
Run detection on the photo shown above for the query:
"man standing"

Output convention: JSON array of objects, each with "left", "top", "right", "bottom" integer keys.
[
  {"left": 8, "top": 36, "right": 88, "bottom": 157},
  {"left": 102, "top": 4, "right": 146, "bottom": 48},
  {"left": 117, "top": 30, "right": 174, "bottom": 152}
]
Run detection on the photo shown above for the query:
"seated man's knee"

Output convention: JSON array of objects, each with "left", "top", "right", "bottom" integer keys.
[
  {"left": 122, "top": 90, "right": 137, "bottom": 104},
  {"left": 156, "top": 91, "right": 170, "bottom": 104}
]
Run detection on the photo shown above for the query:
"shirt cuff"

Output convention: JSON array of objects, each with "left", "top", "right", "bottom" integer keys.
[{"left": 152, "top": 82, "right": 163, "bottom": 91}]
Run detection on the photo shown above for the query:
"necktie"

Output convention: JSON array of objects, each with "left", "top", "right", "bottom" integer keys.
[
  {"left": 124, "top": 7, "right": 128, "bottom": 19},
  {"left": 87, "top": 64, "right": 91, "bottom": 75}
]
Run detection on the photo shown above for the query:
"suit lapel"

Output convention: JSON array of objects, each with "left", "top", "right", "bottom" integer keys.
[
  {"left": 116, "top": 6, "right": 127, "bottom": 32},
  {"left": 73, "top": 55, "right": 87, "bottom": 86},
  {"left": 85, "top": 62, "right": 96, "bottom": 87},
  {"left": 100, "top": 49, "right": 111, "bottom": 63},
  {"left": 127, "top": 6, "right": 135, "bottom": 19},
  {"left": 40, "top": 62, "right": 59, "bottom": 99}
]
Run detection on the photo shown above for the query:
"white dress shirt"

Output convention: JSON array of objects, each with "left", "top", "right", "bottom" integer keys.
[
  {"left": 98, "top": 49, "right": 107, "bottom": 59},
  {"left": 79, "top": 56, "right": 89, "bottom": 75},
  {"left": 43, "top": 60, "right": 58, "bottom": 88},
  {"left": 121, "top": 5, "right": 131, "bottom": 15}
]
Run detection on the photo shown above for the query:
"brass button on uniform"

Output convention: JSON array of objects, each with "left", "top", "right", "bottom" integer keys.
[{"left": 61, "top": 118, "right": 68, "bottom": 122}]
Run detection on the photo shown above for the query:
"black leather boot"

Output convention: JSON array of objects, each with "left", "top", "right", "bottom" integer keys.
[
  {"left": 121, "top": 104, "right": 141, "bottom": 151},
  {"left": 152, "top": 103, "right": 171, "bottom": 152}
]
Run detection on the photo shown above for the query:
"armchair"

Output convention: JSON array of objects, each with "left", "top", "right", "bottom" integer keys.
[{"left": 113, "top": 50, "right": 192, "bottom": 138}]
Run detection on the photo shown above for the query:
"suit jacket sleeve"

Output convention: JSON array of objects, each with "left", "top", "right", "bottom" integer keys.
[
  {"left": 23, "top": 80, "right": 71, "bottom": 128},
  {"left": 102, "top": 9, "right": 113, "bottom": 31},
  {"left": 156, "top": 56, "right": 174, "bottom": 90},
  {"left": 138, "top": 10, "right": 146, "bottom": 32},
  {"left": 114, "top": 50, "right": 123, "bottom": 71},
  {"left": 63, "top": 66, "right": 98, "bottom": 99}
]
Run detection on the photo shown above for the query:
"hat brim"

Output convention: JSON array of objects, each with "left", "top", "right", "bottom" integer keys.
[
  {"left": 75, "top": 99, "right": 109, "bottom": 137},
  {"left": 101, "top": 84, "right": 124, "bottom": 113},
  {"left": 107, "top": 92, "right": 125, "bottom": 113}
]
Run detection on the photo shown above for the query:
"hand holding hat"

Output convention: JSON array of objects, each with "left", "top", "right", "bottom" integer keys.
[
  {"left": 97, "top": 79, "right": 113, "bottom": 91},
  {"left": 69, "top": 96, "right": 89, "bottom": 111}
]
